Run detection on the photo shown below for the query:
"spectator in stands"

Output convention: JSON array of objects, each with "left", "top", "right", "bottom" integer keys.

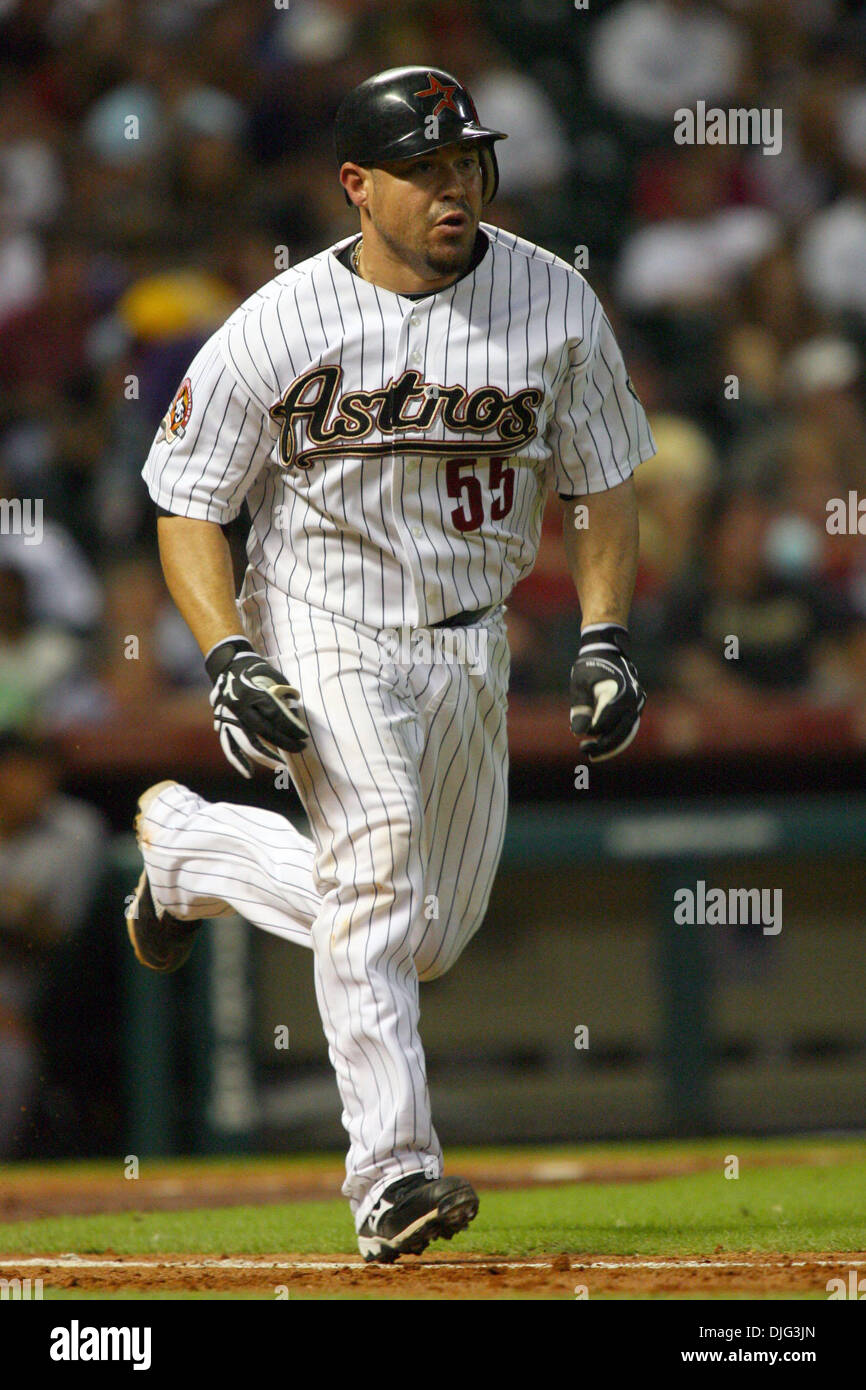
[
  {"left": 589, "top": 0, "right": 750, "bottom": 125},
  {"left": 630, "top": 413, "right": 716, "bottom": 689},
  {"left": 799, "top": 191, "right": 866, "bottom": 324},
  {"left": 662, "top": 492, "right": 859, "bottom": 704},
  {"left": 0, "top": 731, "right": 106, "bottom": 1157},
  {"left": 97, "top": 553, "right": 206, "bottom": 704},
  {"left": 0, "top": 472, "right": 102, "bottom": 635},
  {"left": 770, "top": 345, "right": 866, "bottom": 621},
  {"left": 0, "top": 83, "right": 64, "bottom": 235},
  {"left": 738, "top": 243, "right": 823, "bottom": 356},
  {"left": 715, "top": 319, "right": 784, "bottom": 455},
  {"left": 0, "top": 563, "right": 84, "bottom": 733},
  {"left": 0, "top": 239, "right": 97, "bottom": 402},
  {"left": 615, "top": 145, "right": 781, "bottom": 316},
  {"left": 48, "top": 553, "right": 208, "bottom": 731}
]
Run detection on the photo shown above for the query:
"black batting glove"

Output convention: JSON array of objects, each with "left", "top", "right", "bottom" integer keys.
[
  {"left": 205, "top": 636, "right": 308, "bottom": 779},
  {"left": 569, "top": 623, "right": 645, "bottom": 762}
]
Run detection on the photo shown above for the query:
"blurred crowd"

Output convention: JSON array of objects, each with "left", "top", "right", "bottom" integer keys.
[
  {"left": 2, "top": 0, "right": 866, "bottom": 1156},
  {"left": 1, "top": 0, "right": 866, "bottom": 738}
]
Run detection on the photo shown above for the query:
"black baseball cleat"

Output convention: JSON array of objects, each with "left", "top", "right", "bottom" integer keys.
[
  {"left": 125, "top": 781, "right": 200, "bottom": 974},
  {"left": 357, "top": 1172, "right": 479, "bottom": 1263}
]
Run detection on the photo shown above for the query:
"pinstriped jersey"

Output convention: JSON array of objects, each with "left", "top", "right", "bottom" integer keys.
[{"left": 142, "top": 223, "right": 655, "bottom": 629}]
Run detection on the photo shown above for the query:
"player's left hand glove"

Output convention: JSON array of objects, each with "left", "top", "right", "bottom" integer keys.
[
  {"left": 569, "top": 623, "right": 645, "bottom": 762},
  {"left": 205, "top": 636, "right": 309, "bottom": 779}
]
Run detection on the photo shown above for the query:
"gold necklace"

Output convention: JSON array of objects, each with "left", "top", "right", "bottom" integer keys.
[{"left": 351, "top": 237, "right": 363, "bottom": 276}]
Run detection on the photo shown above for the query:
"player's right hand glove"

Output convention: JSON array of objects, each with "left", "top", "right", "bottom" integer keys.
[
  {"left": 569, "top": 623, "right": 645, "bottom": 762},
  {"left": 205, "top": 636, "right": 308, "bottom": 779}
]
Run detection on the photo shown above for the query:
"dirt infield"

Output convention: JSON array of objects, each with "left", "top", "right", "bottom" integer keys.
[
  {"left": 1, "top": 1146, "right": 862, "bottom": 1298},
  {"left": 2, "top": 1251, "right": 861, "bottom": 1298}
]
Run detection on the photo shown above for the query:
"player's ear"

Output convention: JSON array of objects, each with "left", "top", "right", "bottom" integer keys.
[{"left": 340, "top": 163, "right": 370, "bottom": 210}]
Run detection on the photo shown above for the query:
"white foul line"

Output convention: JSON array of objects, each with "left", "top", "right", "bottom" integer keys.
[
  {"left": 0, "top": 1255, "right": 862, "bottom": 1273},
  {"left": 0, "top": 1256, "right": 544, "bottom": 1273}
]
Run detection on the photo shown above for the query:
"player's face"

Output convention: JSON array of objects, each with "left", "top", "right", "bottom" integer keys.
[{"left": 365, "top": 142, "right": 484, "bottom": 280}]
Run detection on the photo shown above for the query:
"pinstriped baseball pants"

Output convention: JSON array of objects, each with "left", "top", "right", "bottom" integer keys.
[{"left": 141, "top": 597, "right": 510, "bottom": 1226}]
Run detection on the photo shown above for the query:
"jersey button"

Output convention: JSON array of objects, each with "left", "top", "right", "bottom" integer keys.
[
  {"left": 406, "top": 460, "right": 418, "bottom": 473},
  {"left": 412, "top": 525, "right": 423, "bottom": 538},
  {"left": 411, "top": 349, "right": 422, "bottom": 364},
  {"left": 410, "top": 314, "right": 420, "bottom": 327}
]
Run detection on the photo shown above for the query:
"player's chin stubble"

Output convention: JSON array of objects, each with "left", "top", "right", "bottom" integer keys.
[{"left": 378, "top": 218, "right": 476, "bottom": 281}]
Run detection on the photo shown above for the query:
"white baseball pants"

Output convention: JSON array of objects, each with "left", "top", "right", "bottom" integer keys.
[{"left": 141, "top": 596, "right": 510, "bottom": 1227}]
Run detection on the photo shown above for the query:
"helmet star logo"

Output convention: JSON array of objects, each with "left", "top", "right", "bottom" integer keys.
[{"left": 414, "top": 74, "right": 459, "bottom": 117}]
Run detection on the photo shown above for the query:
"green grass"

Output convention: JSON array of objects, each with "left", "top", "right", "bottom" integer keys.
[
  {"left": 2, "top": 1141, "right": 864, "bottom": 1299},
  {"left": 1, "top": 1157, "right": 864, "bottom": 1258}
]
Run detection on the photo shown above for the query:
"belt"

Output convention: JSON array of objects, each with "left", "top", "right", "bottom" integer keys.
[{"left": 429, "top": 604, "right": 497, "bottom": 629}]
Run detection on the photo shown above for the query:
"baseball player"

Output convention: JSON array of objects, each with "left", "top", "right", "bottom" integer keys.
[{"left": 126, "top": 67, "right": 655, "bottom": 1262}]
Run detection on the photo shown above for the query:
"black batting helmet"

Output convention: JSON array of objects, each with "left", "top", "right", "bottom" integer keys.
[{"left": 334, "top": 66, "right": 507, "bottom": 205}]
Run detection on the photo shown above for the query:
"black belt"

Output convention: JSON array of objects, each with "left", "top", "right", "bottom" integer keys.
[{"left": 429, "top": 604, "right": 497, "bottom": 629}]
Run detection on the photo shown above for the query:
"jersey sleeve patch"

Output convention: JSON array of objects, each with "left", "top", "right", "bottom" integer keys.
[{"left": 159, "top": 377, "right": 193, "bottom": 444}]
